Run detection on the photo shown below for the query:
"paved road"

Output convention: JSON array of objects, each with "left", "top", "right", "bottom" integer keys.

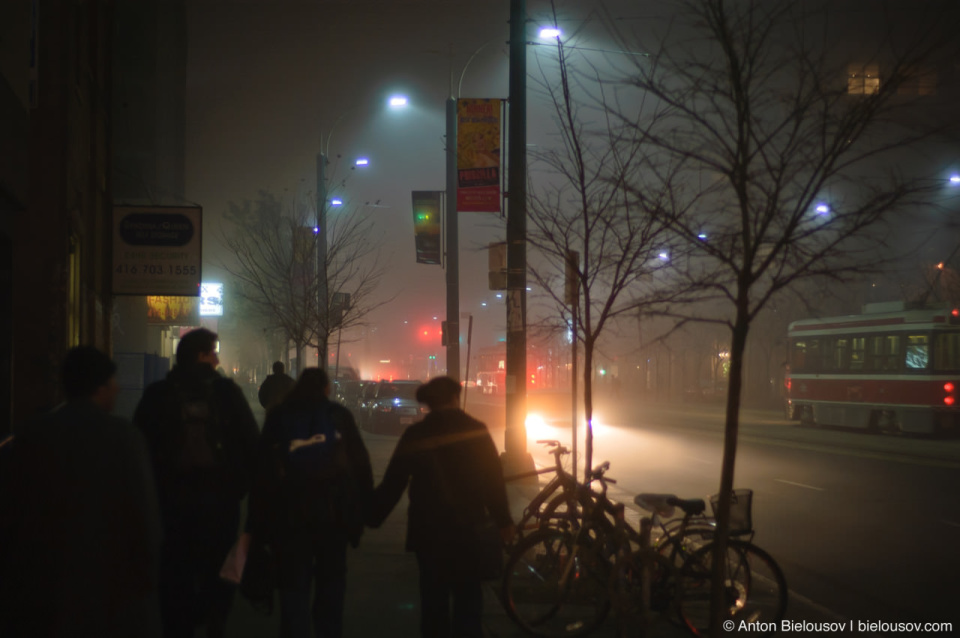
[{"left": 493, "top": 393, "right": 960, "bottom": 630}]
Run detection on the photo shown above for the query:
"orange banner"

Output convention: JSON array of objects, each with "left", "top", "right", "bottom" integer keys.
[{"left": 457, "top": 98, "right": 502, "bottom": 213}]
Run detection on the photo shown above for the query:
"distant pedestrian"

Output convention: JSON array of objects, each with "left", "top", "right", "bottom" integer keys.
[
  {"left": 0, "top": 346, "right": 162, "bottom": 638},
  {"left": 249, "top": 367, "right": 373, "bottom": 638},
  {"left": 367, "top": 376, "right": 515, "bottom": 638},
  {"left": 259, "top": 361, "right": 296, "bottom": 410},
  {"left": 134, "top": 328, "right": 260, "bottom": 638}
]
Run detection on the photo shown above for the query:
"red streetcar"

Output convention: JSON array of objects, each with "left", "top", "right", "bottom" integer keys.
[{"left": 786, "top": 302, "right": 960, "bottom": 434}]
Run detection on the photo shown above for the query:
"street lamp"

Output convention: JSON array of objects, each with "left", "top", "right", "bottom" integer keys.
[{"left": 316, "top": 96, "right": 406, "bottom": 370}]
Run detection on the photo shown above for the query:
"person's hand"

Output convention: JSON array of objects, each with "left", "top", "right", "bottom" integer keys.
[{"left": 500, "top": 524, "right": 517, "bottom": 546}]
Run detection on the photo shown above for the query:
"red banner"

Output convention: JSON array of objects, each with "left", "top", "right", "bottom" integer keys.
[{"left": 457, "top": 98, "right": 502, "bottom": 213}]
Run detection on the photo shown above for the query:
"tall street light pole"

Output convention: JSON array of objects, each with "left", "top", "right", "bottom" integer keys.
[
  {"left": 504, "top": 0, "right": 533, "bottom": 473},
  {"left": 445, "top": 96, "right": 460, "bottom": 382}
]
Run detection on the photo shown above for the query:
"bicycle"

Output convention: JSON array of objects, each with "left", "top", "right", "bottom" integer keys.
[
  {"left": 502, "top": 461, "right": 677, "bottom": 637},
  {"left": 634, "top": 489, "right": 788, "bottom": 636},
  {"left": 504, "top": 440, "right": 608, "bottom": 547},
  {"left": 503, "top": 470, "right": 787, "bottom": 637}
]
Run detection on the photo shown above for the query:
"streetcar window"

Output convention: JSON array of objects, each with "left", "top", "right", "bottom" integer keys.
[
  {"left": 905, "top": 335, "right": 929, "bottom": 370},
  {"left": 849, "top": 337, "right": 865, "bottom": 370},
  {"left": 866, "top": 334, "right": 900, "bottom": 372},
  {"left": 933, "top": 332, "right": 960, "bottom": 371},
  {"left": 789, "top": 338, "right": 819, "bottom": 373},
  {"left": 822, "top": 337, "right": 849, "bottom": 371}
]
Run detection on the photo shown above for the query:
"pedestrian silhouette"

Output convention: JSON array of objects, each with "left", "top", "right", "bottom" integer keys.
[
  {"left": 0, "top": 346, "right": 163, "bottom": 637},
  {"left": 134, "top": 328, "right": 260, "bottom": 638},
  {"left": 249, "top": 367, "right": 373, "bottom": 638},
  {"left": 259, "top": 360, "right": 296, "bottom": 410},
  {"left": 367, "top": 376, "right": 515, "bottom": 638}
]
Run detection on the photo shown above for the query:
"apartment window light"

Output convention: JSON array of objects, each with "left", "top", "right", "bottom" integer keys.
[{"left": 848, "top": 63, "right": 880, "bottom": 95}]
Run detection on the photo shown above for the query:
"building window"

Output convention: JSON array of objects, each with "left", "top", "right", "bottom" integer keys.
[
  {"left": 848, "top": 63, "right": 880, "bottom": 95},
  {"left": 897, "top": 65, "right": 937, "bottom": 96}
]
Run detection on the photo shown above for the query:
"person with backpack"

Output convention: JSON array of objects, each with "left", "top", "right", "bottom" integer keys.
[
  {"left": 134, "top": 328, "right": 259, "bottom": 638},
  {"left": 248, "top": 367, "right": 372, "bottom": 638},
  {"left": 259, "top": 360, "right": 296, "bottom": 410},
  {"left": 0, "top": 346, "right": 162, "bottom": 637},
  {"left": 367, "top": 376, "right": 515, "bottom": 638}
]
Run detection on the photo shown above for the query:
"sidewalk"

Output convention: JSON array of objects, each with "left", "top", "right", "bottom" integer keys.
[{"left": 224, "top": 424, "right": 831, "bottom": 637}]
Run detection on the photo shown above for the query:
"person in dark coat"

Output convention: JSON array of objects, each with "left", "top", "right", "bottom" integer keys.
[
  {"left": 134, "top": 328, "right": 260, "bottom": 638},
  {"left": 249, "top": 367, "right": 373, "bottom": 638},
  {"left": 368, "top": 376, "right": 515, "bottom": 638},
  {"left": 259, "top": 360, "right": 296, "bottom": 410},
  {"left": 0, "top": 346, "right": 163, "bottom": 638}
]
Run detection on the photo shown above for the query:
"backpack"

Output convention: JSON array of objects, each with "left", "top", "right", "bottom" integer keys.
[
  {"left": 172, "top": 378, "right": 227, "bottom": 473},
  {"left": 277, "top": 405, "right": 347, "bottom": 532}
]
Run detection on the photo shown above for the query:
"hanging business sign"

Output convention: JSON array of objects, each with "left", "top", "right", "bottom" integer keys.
[
  {"left": 456, "top": 98, "right": 502, "bottom": 213},
  {"left": 112, "top": 205, "right": 203, "bottom": 296},
  {"left": 199, "top": 282, "right": 224, "bottom": 316}
]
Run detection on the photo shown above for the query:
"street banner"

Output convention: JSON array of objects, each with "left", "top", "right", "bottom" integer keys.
[
  {"left": 412, "top": 190, "right": 442, "bottom": 265},
  {"left": 457, "top": 98, "right": 502, "bottom": 213},
  {"left": 113, "top": 205, "right": 202, "bottom": 296}
]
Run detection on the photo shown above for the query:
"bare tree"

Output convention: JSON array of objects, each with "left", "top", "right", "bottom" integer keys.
[
  {"left": 525, "top": 1, "right": 705, "bottom": 482},
  {"left": 604, "top": 0, "right": 960, "bottom": 629},
  {"left": 219, "top": 189, "right": 390, "bottom": 373}
]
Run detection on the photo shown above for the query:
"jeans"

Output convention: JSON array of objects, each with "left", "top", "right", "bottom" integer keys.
[
  {"left": 276, "top": 538, "right": 349, "bottom": 638},
  {"left": 416, "top": 552, "right": 484, "bottom": 638},
  {"left": 158, "top": 495, "right": 240, "bottom": 638}
]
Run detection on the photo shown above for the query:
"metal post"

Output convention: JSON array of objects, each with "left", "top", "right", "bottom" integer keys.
[
  {"left": 445, "top": 97, "right": 460, "bottom": 381},
  {"left": 463, "top": 314, "right": 473, "bottom": 409},
  {"left": 316, "top": 152, "right": 329, "bottom": 371},
  {"left": 504, "top": 0, "right": 533, "bottom": 474}
]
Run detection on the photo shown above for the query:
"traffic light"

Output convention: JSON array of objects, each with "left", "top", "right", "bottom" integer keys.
[{"left": 412, "top": 191, "right": 442, "bottom": 265}]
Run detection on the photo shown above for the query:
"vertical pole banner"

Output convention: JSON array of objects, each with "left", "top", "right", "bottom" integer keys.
[
  {"left": 412, "top": 190, "right": 442, "bottom": 265},
  {"left": 456, "top": 98, "right": 502, "bottom": 213}
]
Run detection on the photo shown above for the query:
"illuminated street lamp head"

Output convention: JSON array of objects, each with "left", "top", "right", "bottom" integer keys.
[
  {"left": 539, "top": 27, "right": 562, "bottom": 39},
  {"left": 330, "top": 198, "right": 343, "bottom": 206},
  {"left": 950, "top": 174, "right": 960, "bottom": 185},
  {"left": 388, "top": 95, "right": 409, "bottom": 108},
  {"left": 355, "top": 158, "right": 369, "bottom": 166},
  {"left": 815, "top": 203, "right": 830, "bottom": 215}
]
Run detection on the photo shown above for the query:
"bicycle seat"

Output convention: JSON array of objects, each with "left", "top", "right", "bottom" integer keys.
[
  {"left": 634, "top": 494, "right": 706, "bottom": 517},
  {"left": 634, "top": 493, "right": 677, "bottom": 517}
]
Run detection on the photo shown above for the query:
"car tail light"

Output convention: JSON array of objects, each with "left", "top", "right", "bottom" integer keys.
[{"left": 945, "top": 382, "right": 956, "bottom": 406}]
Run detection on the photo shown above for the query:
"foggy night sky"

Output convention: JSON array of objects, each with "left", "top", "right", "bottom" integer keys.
[{"left": 184, "top": 0, "right": 635, "bottom": 375}]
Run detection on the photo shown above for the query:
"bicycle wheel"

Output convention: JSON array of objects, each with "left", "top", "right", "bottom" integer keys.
[
  {"left": 539, "top": 491, "right": 586, "bottom": 533},
  {"left": 501, "top": 528, "right": 611, "bottom": 637},
  {"left": 678, "top": 540, "right": 787, "bottom": 637},
  {"left": 656, "top": 524, "right": 715, "bottom": 568}
]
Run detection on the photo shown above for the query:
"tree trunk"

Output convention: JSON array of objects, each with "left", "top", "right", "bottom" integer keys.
[
  {"left": 709, "top": 305, "right": 750, "bottom": 635},
  {"left": 583, "top": 339, "right": 594, "bottom": 485}
]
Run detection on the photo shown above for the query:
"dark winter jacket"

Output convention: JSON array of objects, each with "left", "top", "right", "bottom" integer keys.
[
  {"left": 0, "top": 400, "right": 163, "bottom": 638},
  {"left": 258, "top": 372, "right": 295, "bottom": 409},
  {"left": 367, "top": 407, "right": 512, "bottom": 552},
  {"left": 134, "top": 363, "right": 260, "bottom": 512},
  {"left": 249, "top": 398, "right": 373, "bottom": 547}
]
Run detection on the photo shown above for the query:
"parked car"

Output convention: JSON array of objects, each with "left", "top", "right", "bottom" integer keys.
[
  {"left": 335, "top": 379, "right": 374, "bottom": 411},
  {"left": 362, "top": 380, "right": 425, "bottom": 434}
]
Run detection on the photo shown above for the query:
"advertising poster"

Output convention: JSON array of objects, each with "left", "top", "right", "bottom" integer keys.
[
  {"left": 146, "top": 296, "right": 199, "bottom": 325},
  {"left": 113, "top": 205, "right": 203, "bottom": 296},
  {"left": 456, "top": 98, "right": 502, "bottom": 213}
]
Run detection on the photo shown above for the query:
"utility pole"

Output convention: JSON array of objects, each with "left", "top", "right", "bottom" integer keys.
[
  {"left": 445, "top": 95, "right": 460, "bottom": 381},
  {"left": 504, "top": 0, "right": 534, "bottom": 474}
]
